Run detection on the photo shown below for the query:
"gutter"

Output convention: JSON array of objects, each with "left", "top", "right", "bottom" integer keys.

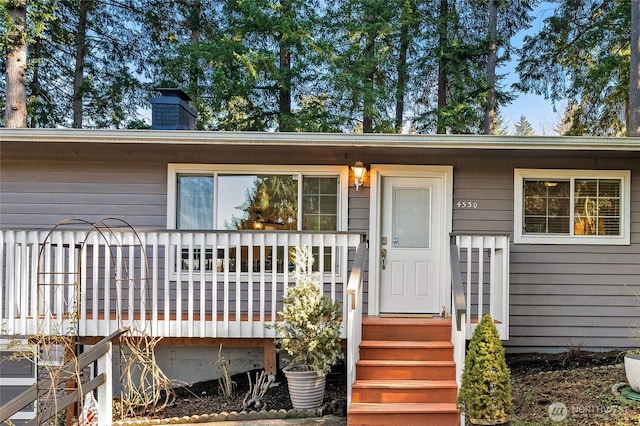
[{"left": 1, "top": 128, "right": 640, "bottom": 151}]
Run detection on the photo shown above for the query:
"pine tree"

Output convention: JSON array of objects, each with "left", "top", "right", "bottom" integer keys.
[
  {"left": 514, "top": 114, "right": 534, "bottom": 136},
  {"left": 493, "top": 112, "right": 509, "bottom": 135},
  {"left": 3, "top": 0, "right": 27, "bottom": 128},
  {"left": 630, "top": 0, "right": 639, "bottom": 136},
  {"left": 325, "top": 0, "right": 397, "bottom": 132},
  {"left": 1, "top": 0, "right": 150, "bottom": 128},
  {"left": 517, "top": 0, "right": 631, "bottom": 136}
]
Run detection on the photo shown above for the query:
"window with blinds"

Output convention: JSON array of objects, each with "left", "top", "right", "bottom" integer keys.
[{"left": 515, "top": 169, "right": 630, "bottom": 245}]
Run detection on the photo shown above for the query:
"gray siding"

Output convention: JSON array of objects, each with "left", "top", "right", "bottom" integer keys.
[
  {"left": 453, "top": 156, "right": 640, "bottom": 352},
  {"left": 0, "top": 159, "right": 167, "bottom": 229},
  {"left": 2, "top": 139, "right": 640, "bottom": 352}
]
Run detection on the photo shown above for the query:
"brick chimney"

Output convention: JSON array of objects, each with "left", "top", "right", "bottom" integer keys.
[{"left": 151, "top": 88, "right": 197, "bottom": 130}]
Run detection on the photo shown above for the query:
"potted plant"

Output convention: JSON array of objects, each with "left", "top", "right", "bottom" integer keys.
[
  {"left": 625, "top": 350, "right": 640, "bottom": 392},
  {"left": 272, "top": 247, "right": 343, "bottom": 409},
  {"left": 457, "top": 314, "right": 513, "bottom": 425}
]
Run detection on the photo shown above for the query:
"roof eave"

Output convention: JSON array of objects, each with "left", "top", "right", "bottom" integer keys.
[{"left": 1, "top": 128, "right": 639, "bottom": 151}]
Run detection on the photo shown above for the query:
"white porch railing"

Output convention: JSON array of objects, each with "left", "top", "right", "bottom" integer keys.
[
  {"left": 346, "top": 241, "right": 367, "bottom": 405},
  {"left": 0, "top": 229, "right": 363, "bottom": 339},
  {"left": 449, "top": 235, "right": 467, "bottom": 391},
  {"left": 453, "top": 233, "right": 510, "bottom": 340}
]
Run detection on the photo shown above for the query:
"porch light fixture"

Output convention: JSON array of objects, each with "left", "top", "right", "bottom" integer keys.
[{"left": 351, "top": 161, "right": 367, "bottom": 191}]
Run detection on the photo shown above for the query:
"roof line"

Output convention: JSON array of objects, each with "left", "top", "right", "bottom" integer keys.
[{"left": 2, "top": 128, "right": 639, "bottom": 151}]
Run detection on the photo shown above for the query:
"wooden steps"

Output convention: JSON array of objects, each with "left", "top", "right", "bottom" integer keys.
[{"left": 348, "top": 316, "right": 460, "bottom": 425}]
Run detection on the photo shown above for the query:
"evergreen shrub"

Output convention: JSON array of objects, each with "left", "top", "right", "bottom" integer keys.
[{"left": 457, "top": 314, "right": 513, "bottom": 424}]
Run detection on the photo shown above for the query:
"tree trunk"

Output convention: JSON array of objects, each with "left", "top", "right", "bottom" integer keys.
[
  {"left": 395, "top": 32, "right": 408, "bottom": 133},
  {"left": 483, "top": 0, "right": 497, "bottom": 135},
  {"left": 363, "top": 30, "right": 375, "bottom": 133},
  {"left": 5, "top": 1, "right": 27, "bottom": 128},
  {"left": 630, "top": 0, "right": 640, "bottom": 136},
  {"left": 278, "top": 0, "right": 292, "bottom": 132},
  {"left": 436, "top": 0, "right": 448, "bottom": 134},
  {"left": 29, "top": 37, "right": 43, "bottom": 128},
  {"left": 188, "top": 0, "right": 201, "bottom": 120},
  {"left": 73, "top": 0, "right": 93, "bottom": 128},
  {"left": 395, "top": 3, "right": 410, "bottom": 134}
]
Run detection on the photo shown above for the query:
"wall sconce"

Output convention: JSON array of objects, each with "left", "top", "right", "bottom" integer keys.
[
  {"left": 252, "top": 212, "right": 264, "bottom": 230},
  {"left": 351, "top": 161, "right": 367, "bottom": 191}
]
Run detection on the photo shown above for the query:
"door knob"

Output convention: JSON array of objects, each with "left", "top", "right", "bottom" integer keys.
[{"left": 381, "top": 248, "right": 387, "bottom": 270}]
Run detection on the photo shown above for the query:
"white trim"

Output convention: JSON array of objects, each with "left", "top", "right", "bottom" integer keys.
[
  {"left": 514, "top": 169, "right": 631, "bottom": 245},
  {"left": 4, "top": 128, "right": 640, "bottom": 151},
  {"left": 167, "top": 164, "right": 348, "bottom": 231},
  {"left": 367, "top": 165, "right": 453, "bottom": 316}
]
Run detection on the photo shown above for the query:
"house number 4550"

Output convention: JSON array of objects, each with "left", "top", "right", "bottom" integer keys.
[{"left": 457, "top": 201, "right": 478, "bottom": 209}]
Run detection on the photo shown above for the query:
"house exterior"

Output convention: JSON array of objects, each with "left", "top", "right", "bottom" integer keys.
[{"left": 1, "top": 116, "right": 639, "bottom": 424}]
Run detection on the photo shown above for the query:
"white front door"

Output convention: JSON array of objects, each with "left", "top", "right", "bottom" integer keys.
[{"left": 378, "top": 175, "right": 444, "bottom": 314}]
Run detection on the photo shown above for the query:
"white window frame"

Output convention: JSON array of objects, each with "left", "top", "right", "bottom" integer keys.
[
  {"left": 514, "top": 169, "right": 631, "bottom": 245},
  {"left": 167, "top": 164, "right": 349, "bottom": 231}
]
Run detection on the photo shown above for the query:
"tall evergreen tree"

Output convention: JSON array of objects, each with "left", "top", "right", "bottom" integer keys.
[
  {"left": 514, "top": 114, "right": 534, "bottom": 135},
  {"left": 517, "top": 0, "right": 631, "bottom": 136},
  {"left": 1, "top": 0, "right": 150, "bottom": 128},
  {"left": 435, "top": 0, "right": 449, "bottom": 134},
  {"left": 630, "top": 0, "right": 639, "bottom": 136},
  {"left": 3, "top": 0, "right": 27, "bottom": 128},
  {"left": 324, "top": 0, "right": 398, "bottom": 132},
  {"left": 144, "top": 0, "right": 323, "bottom": 131},
  {"left": 2, "top": 0, "right": 545, "bottom": 133},
  {"left": 412, "top": 0, "right": 536, "bottom": 134},
  {"left": 483, "top": 0, "right": 497, "bottom": 134},
  {"left": 554, "top": 104, "right": 574, "bottom": 136}
]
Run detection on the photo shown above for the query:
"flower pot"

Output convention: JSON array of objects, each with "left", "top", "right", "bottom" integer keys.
[
  {"left": 625, "top": 353, "right": 640, "bottom": 392},
  {"left": 283, "top": 365, "right": 326, "bottom": 409}
]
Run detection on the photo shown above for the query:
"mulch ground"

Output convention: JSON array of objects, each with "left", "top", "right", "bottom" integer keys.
[
  {"left": 125, "top": 351, "right": 640, "bottom": 425},
  {"left": 508, "top": 350, "right": 640, "bottom": 425},
  {"left": 137, "top": 361, "right": 347, "bottom": 421}
]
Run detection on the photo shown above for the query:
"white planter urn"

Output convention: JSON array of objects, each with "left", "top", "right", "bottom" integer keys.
[
  {"left": 283, "top": 365, "right": 326, "bottom": 409},
  {"left": 625, "top": 353, "right": 640, "bottom": 392}
]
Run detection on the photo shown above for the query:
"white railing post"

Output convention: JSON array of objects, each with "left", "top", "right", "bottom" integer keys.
[
  {"left": 455, "top": 234, "right": 510, "bottom": 340},
  {"left": 97, "top": 341, "right": 113, "bottom": 426},
  {"left": 452, "top": 310, "right": 466, "bottom": 388}
]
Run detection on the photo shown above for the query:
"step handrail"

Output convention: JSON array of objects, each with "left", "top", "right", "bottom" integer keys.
[
  {"left": 346, "top": 241, "right": 368, "bottom": 310},
  {"left": 450, "top": 235, "right": 467, "bottom": 398},
  {"left": 449, "top": 235, "right": 466, "bottom": 331},
  {"left": 346, "top": 240, "right": 368, "bottom": 405},
  {"left": 0, "top": 327, "right": 127, "bottom": 424}
]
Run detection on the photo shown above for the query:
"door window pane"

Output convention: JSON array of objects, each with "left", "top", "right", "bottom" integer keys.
[{"left": 393, "top": 188, "right": 430, "bottom": 248}]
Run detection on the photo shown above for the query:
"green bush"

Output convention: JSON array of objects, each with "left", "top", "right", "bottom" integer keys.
[
  {"left": 272, "top": 247, "right": 343, "bottom": 375},
  {"left": 457, "top": 314, "right": 513, "bottom": 423}
]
